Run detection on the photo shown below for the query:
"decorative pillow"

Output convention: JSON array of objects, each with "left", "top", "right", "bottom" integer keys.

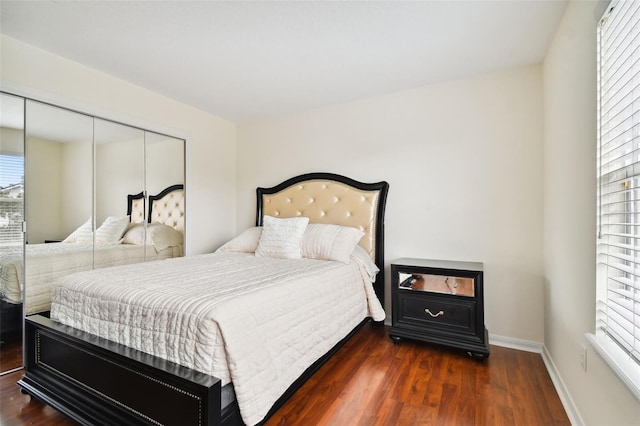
[
  {"left": 93, "top": 215, "right": 130, "bottom": 245},
  {"left": 123, "top": 223, "right": 184, "bottom": 251},
  {"left": 301, "top": 223, "right": 365, "bottom": 264},
  {"left": 255, "top": 216, "right": 309, "bottom": 259},
  {"left": 63, "top": 218, "right": 93, "bottom": 243},
  {"left": 215, "top": 227, "right": 262, "bottom": 254}
]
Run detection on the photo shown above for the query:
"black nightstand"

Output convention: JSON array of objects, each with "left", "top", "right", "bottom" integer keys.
[{"left": 388, "top": 258, "right": 490, "bottom": 359}]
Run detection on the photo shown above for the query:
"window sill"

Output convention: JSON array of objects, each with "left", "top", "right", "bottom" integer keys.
[{"left": 585, "top": 332, "right": 640, "bottom": 402}]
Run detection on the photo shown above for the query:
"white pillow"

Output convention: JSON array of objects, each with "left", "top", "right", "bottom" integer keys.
[
  {"left": 255, "top": 216, "right": 309, "bottom": 259},
  {"left": 123, "top": 223, "right": 184, "bottom": 251},
  {"left": 301, "top": 223, "right": 365, "bottom": 264},
  {"left": 215, "top": 227, "right": 262, "bottom": 254},
  {"left": 351, "top": 245, "right": 379, "bottom": 281},
  {"left": 93, "top": 215, "right": 130, "bottom": 245},
  {"left": 63, "top": 218, "right": 93, "bottom": 243}
]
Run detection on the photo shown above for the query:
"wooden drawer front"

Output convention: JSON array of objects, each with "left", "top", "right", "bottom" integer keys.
[{"left": 398, "top": 294, "right": 475, "bottom": 333}]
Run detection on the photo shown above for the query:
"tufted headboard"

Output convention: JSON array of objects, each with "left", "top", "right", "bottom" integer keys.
[
  {"left": 127, "top": 192, "right": 146, "bottom": 225},
  {"left": 127, "top": 184, "right": 185, "bottom": 233},
  {"left": 256, "top": 173, "right": 389, "bottom": 307},
  {"left": 149, "top": 184, "right": 185, "bottom": 233}
]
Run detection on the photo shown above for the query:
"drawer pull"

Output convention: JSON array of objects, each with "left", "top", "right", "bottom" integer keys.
[{"left": 425, "top": 308, "right": 444, "bottom": 318}]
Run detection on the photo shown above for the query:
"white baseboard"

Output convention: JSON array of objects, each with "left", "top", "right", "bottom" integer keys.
[
  {"left": 540, "top": 346, "right": 584, "bottom": 426},
  {"left": 489, "top": 333, "right": 544, "bottom": 353},
  {"left": 489, "top": 333, "right": 583, "bottom": 426}
]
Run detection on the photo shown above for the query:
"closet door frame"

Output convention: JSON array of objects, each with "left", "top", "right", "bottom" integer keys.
[{"left": 0, "top": 87, "right": 187, "bottom": 372}]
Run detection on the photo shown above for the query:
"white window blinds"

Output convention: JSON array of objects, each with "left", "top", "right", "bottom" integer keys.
[
  {"left": 0, "top": 155, "right": 24, "bottom": 246},
  {"left": 597, "top": 0, "right": 640, "bottom": 366}
]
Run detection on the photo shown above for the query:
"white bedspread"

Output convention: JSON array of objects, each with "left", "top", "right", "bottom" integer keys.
[
  {"left": 50, "top": 252, "right": 385, "bottom": 425},
  {"left": 0, "top": 242, "right": 182, "bottom": 314}
]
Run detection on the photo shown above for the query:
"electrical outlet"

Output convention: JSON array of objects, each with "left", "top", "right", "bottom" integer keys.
[{"left": 579, "top": 344, "right": 587, "bottom": 372}]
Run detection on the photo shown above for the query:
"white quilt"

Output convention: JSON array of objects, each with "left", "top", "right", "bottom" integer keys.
[
  {"left": 0, "top": 242, "right": 182, "bottom": 314},
  {"left": 50, "top": 252, "right": 385, "bottom": 425}
]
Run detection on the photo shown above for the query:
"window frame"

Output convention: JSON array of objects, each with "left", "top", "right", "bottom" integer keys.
[{"left": 591, "top": 0, "right": 640, "bottom": 401}]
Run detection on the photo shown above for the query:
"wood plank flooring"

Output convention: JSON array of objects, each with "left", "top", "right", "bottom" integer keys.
[
  {"left": 0, "top": 336, "right": 23, "bottom": 373},
  {"left": 0, "top": 324, "right": 570, "bottom": 426}
]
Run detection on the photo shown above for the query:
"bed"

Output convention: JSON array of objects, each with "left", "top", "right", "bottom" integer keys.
[
  {"left": 18, "top": 172, "right": 389, "bottom": 426},
  {"left": 0, "top": 184, "right": 184, "bottom": 317}
]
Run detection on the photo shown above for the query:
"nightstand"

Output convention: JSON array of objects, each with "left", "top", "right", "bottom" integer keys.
[{"left": 388, "top": 258, "right": 490, "bottom": 359}]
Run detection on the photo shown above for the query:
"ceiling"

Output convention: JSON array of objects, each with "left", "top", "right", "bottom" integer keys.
[{"left": 0, "top": 1, "right": 568, "bottom": 123}]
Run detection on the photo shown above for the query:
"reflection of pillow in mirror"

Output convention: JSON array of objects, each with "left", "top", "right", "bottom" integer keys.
[
  {"left": 63, "top": 218, "right": 92, "bottom": 243},
  {"left": 121, "top": 223, "right": 147, "bottom": 246},
  {"left": 93, "top": 215, "right": 130, "bottom": 245},
  {"left": 122, "top": 223, "right": 183, "bottom": 251},
  {"left": 215, "top": 227, "right": 262, "bottom": 254},
  {"left": 255, "top": 216, "right": 309, "bottom": 259},
  {"left": 301, "top": 223, "right": 364, "bottom": 264}
]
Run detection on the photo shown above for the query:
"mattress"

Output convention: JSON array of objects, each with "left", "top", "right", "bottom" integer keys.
[
  {"left": 50, "top": 251, "right": 385, "bottom": 425},
  {"left": 0, "top": 242, "right": 182, "bottom": 314}
]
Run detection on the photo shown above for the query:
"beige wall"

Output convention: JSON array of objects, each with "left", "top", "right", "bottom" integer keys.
[
  {"left": 543, "top": 1, "right": 640, "bottom": 424},
  {"left": 0, "top": 126, "right": 23, "bottom": 156},
  {"left": 0, "top": 35, "right": 237, "bottom": 254},
  {"left": 60, "top": 139, "right": 93, "bottom": 237},
  {"left": 25, "top": 137, "right": 63, "bottom": 243},
  {"left": 95, "top": 138, "right": 145, "bottom": 224},
  {"left": 237, "top": 65, "right": 545, "bottom": 340}
]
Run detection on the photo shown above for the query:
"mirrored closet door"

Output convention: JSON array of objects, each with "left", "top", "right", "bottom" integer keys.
[
  {"left": 0, "top": 92, "right": 186, "bottom": 372},
  {"left": 0, "top": 93, "right": 25, "bottom": 374}
]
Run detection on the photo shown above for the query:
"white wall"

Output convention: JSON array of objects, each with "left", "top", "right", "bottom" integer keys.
[
  {"left": 0, "top": 35, "right": 237, "bottom": 254},
  {"left": 237, "top": 65, "right": 545, "bottom": 340},
  {"left": 543, "top": 1, "right": 640, "bottom": 424},
  {"left": 95, "top": 138, "right": 144, "bottom": 224}
]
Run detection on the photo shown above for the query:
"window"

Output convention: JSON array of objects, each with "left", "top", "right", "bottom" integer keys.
[
  {"left": 592, "top": 0, "right": 640, "bottom": 400},
  {"left": 0, "top": 154, "right": 24, "bottom": 246}
]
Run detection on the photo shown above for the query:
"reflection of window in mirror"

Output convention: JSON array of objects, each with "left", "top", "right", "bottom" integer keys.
[
  {"left": 0, "top": 97, "right": 24, "bottom": 247},
  {"left": 0, "top": 154, "right": 24, "bottom": 244}
]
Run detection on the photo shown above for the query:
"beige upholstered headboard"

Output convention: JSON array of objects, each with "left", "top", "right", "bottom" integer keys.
[
  {"left": 256, "top": 173, "right": 389, "bottom": 306},
  {"left": 129, "top": 195, "right": 146, "bottom": 224},
  {"left": 149, "top": 185, "right": 185, "bottom": 233},
  {"left": 259, "top": 180, "right": 380, "bottom": 261},
  {"left": 127, "top": 184, "right": 185, "bottom": 233}
]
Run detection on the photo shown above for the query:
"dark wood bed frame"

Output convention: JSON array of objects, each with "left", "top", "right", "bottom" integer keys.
[{"left": 18, "top": 173, "right": 389, "bottom": 426}]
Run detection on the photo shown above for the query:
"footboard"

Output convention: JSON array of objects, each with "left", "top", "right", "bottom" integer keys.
[{"left": 18, "top": 315, "right": 223, "bottom": 426}]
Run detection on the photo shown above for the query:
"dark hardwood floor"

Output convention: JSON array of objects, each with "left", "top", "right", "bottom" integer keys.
[
  {"left": 0, "top": 335, "right": 22, "bottom": 373},
  {"left": 0, "top": 324, "right": 570, "bottom": 426}
]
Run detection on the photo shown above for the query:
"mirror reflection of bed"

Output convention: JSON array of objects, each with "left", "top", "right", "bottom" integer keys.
[
  {"left": 15, "top": 185, "right": 184, "bottom": 315},
  {"left": 0, "top": 95, "right": 186, "bottom": 374}
]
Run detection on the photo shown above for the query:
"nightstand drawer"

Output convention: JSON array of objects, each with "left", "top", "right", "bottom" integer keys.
[{"left": 398, "top": 293, "right": 476, "bottom": 333}]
